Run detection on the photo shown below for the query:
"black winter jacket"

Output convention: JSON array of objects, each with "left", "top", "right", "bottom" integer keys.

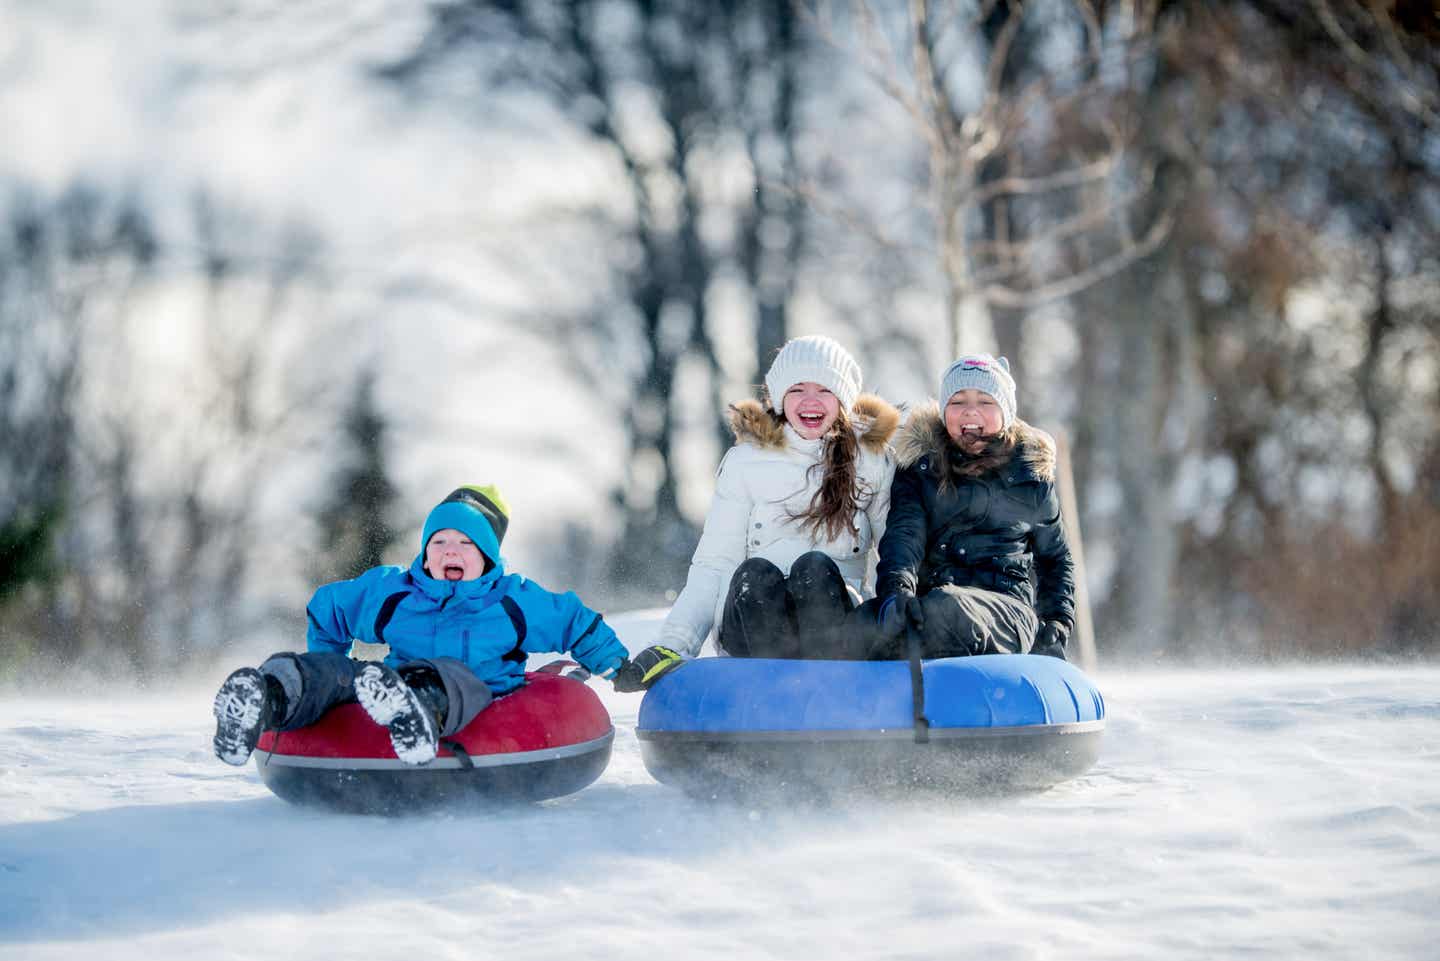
[{"left": 875, "top": 406, "right": 1076, "bottom": 629}]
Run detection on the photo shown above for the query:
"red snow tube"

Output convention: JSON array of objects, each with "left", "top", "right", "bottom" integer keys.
[{"left": 254, "top": 670, "right": 613, "bottom": 814}]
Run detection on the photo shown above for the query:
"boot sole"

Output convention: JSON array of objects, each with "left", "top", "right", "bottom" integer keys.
[
  {"left": 355, "top": 665, "right": 438, "bottom": 766},
  {"left": 213, "top": 668, "right": 267, "bottom": 766}
]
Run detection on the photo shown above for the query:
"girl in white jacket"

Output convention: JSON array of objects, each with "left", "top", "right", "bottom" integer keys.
[{"left": 617, "top": 336, "right": 899, "bottom": 688}]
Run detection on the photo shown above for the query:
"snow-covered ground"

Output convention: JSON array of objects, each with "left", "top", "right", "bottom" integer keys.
[{"left": 2, "top": 611, "right": 1437, "bottom": 961}]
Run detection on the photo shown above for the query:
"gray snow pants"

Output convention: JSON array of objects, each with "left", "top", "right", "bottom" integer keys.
[
  {"left": 259, "top": 651, "right": 494, "bottom": 737},
  {"left": 860, "top": 585, "right": 1040, "bottom": 660}
]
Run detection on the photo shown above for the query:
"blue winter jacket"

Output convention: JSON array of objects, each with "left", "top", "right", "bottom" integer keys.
[{"left": 305, "top": 554, "right": 627, "bottom": 695}]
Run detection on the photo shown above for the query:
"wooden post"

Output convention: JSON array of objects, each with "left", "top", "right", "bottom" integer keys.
[{"left": 1050, "top": 428, "right": 1097, "bottom": 672}]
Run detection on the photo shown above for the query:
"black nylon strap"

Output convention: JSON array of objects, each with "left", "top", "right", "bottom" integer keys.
[
  {"left": 906, "top": 624, "right": 930, "bottom": 744},
  {"left": 373, "top": 591, "right": 410, "bottom": 645},
  {"left": 442, "top": 739, "right": 475, "bottom": 769}
]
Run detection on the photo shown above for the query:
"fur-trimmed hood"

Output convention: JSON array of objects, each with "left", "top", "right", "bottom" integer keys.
[
  {"left": 893, "top": 401, "right": 1056, "bottom": 482},
  {"left": 728, "top": 392, "right": 901, "bottom": 455}
]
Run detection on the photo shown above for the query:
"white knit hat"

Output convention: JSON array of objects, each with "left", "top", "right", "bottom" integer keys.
[
  {"left": 939, "top": 354, "right": 1017, "bottom": 430},
  {"left": 764, "top": 335, "right": 862, "bottom": 413}
]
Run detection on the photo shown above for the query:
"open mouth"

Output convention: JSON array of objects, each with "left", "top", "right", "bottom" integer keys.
[
  {"left": 443, "top": 564, "right": 465, "bottom": 581},
  {"left": 959, "top": 423, "right": 984, "bottom": 438},
  {"left": 797, "top": 411, "right": 826, "bottom": 430}
]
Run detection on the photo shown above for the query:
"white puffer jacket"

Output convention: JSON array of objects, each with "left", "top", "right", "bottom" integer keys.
[{"left": 657, "top": 394, "right": 901, "bottom": 656}]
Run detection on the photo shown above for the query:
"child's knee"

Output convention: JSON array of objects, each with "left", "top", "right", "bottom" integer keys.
[
  {"left": 790, "top": 550, "right": 840, "bottom": 580},
  {"left": 730, "top": 556, "right": 786, "bottom": 592},
  {"left": 258, "top": 653, "right": 305, "bottom": 707}
]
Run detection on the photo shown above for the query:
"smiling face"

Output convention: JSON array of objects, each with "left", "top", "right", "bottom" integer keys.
[
  {"left": 944, "top": 389, "right": 1005, "bottom": 447},
  {"left": 423, "top": 528, "right": 488, "bottom": 581},
  {"left": 782, "top": 382, "right": 842, "bottom": 439}
]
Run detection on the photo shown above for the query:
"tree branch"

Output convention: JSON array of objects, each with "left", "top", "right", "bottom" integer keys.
[
  {"left": 971, "top": 155, "right": 1119, "bottom": 204},
  {"left": 980, "top": 207, "right": 1173, "bottom": 309}
]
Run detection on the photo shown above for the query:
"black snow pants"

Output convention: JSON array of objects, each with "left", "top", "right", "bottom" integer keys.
[
  {"left": 258, "top": 651, "right": 494, "bottom": 737},
  {"left": 718, "top": 551, "right": 872, "bottom": 660}
]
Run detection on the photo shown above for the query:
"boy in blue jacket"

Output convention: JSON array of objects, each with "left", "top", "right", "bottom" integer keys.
[{"left": 213, "top": 484, "right": 633, "bottom": 766}]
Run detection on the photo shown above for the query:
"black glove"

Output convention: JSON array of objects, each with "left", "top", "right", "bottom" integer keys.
[
  {"left": 879, "top": 591, "right": 925, "bottom": 638},
  {"left": 612, "top": 645, "right": 685, "bottom": 693},
  {"left": 1031, "top": 621, "right": 1069, "bottom": 659}
]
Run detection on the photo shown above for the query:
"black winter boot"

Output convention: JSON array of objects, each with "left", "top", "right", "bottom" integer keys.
[
  {"left": 398, "top": 664, "right": 449, "bottom": 734},
  {"left": 212, "top": 668, "right": 287, "bottom": 766},
  {"left": 355, "top": 663, "right": 439, "bottom": 765}
]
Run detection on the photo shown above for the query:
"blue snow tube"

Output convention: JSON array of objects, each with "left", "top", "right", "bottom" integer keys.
[{"left": 636, "top": 654, "right": 1105, "bottom": 798}]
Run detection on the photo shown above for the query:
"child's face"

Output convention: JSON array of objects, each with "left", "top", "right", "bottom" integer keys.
[
  {"left": 782, "top": 381, "right": 841, "bottom": 439},
  {"left": 944, "top": 388, "right": 1004, "bottom": 445},
  {"left": 424, "top": 528, "right": 487, "bottom": 581}
]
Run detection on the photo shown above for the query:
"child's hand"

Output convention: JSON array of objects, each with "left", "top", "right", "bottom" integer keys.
[{"left": 612, "top": 646, "right": 685, "bottom": 692}]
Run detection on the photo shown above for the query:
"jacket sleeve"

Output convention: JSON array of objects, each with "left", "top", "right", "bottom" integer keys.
[
  {"left": 1031, "top": 484, "right": 1077, "bottom": 629},
  {"left": 305, "top": 566, "right": 399, "bottom": 655},
  {"left": 655, "top": 447, "right": 753, "bottom": 656},
  {"left": 874, "top": 464, "right": 928, "bottom": 599},
  {"left": 513, "top": 579, "right": 629, "bottom": 675}
]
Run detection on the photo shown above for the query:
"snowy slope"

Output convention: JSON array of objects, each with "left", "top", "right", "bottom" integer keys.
[{"left": 1, "top": 610, "right": 1437, "bottom": 961}]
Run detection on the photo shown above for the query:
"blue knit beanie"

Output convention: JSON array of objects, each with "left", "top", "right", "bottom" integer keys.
[{"left": 421, "top": 485, "right": 509, "bottom": 566}]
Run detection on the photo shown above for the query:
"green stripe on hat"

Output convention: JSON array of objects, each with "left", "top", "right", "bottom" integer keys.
[{"left": 442, "top": 485, "right": 509, "bottom": 545}]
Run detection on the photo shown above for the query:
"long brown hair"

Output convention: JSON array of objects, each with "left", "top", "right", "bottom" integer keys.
[{"left": 764, "top": 404, "right": 866, "bottom": 542}]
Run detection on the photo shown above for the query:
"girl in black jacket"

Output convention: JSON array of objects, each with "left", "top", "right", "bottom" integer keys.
[{"left": 867, "top": 354, "right": 1075, "bottom": 660}]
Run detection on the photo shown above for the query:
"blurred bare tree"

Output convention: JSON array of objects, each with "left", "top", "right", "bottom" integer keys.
[
  {"left": 0, "top": 183, "right": 340, "bottom": 679},
  {"left": 311, "top": 368, "right": 401, "bottom": 583},
  {"left": 1071, "top": 0, "right": 1440, "bottom": 657},
  {"left": 804, "top": 0, "right": 1172, "bottom": 359},
  {"left": 0, "top": 185, "right": 157, "bottom": 674},
  {"left": 378, "top": 0, "right": 813, "bottom": 603}
]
